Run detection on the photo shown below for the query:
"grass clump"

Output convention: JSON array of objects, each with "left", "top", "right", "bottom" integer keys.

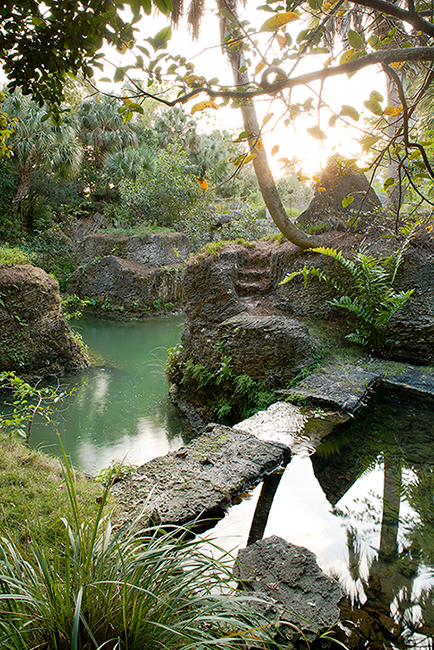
[{"left": 0, "top": 450, "right": 284, "bottom": 650}]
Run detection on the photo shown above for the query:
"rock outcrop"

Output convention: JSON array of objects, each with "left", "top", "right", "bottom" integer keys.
[
  {"left": 76, "top": 231, "right": 190, "bottom": 266},
  {"left": 296, "top": 157, "right": 383, "bottom": 233},
  {"left": 68, "top": 231, "right": 189, "bottom": 315},
  {"left": 270, "top": 235, "right": 434, "bottom": 363},
  {"left": 0, "top": 265, "right": 87, "bottom": 377},
  {"left": 173, "top": 232, "right": 434, "bottom": 412},
  {"left": 176, "top": 243, "right": 318, "bottom": 390},
  {"left": 234, "top": 536, "right": 342, "bottom": 641},
  {"left": 68, "top": 255, "right": 184, "bottom": 313},
  {"left": 112, "top": 423, "right": 291, "bottom": 529}
]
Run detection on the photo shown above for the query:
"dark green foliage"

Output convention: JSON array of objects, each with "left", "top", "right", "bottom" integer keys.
[
  {"left": 21, "top": 231, "right": 76, "bottom": 292},
  {"left": 0, "top": 159, "right": 19, "bottom": 236},
  {"left": 0, "top": 1, "right": 170, "bottom": 110},
  {"left": 0, "top": 243, "right": 33, "bottom": 268},
  {"left": 168, "top": 348, "right": 275, "bottom": 424},
  {"left": 282, "top": 246, "right": 414, "bottom": 352}
]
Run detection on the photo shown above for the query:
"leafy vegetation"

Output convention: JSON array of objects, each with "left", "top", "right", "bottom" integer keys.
[
  {"left": 0, "top": 434, "right": 106, "bottom": 547},
  {"left": 0, "top": 465, "right": 286, "bottom": 650},
  {"left": 0, "top": 243, "right": 33, "bottom": 268},
  {"left": 281, "top": 247, "right": 414, "bottom": 351},
  {"left": 167, "top": 346, "right": 276, "bottom": 424}
]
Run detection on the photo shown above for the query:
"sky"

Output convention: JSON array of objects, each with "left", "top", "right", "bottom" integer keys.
[
  {"left": 98, "top": 1, "right": 387, "bottom": 177},
  {"left": 0, "top": 1, "right": 387, "bottom": 178}
]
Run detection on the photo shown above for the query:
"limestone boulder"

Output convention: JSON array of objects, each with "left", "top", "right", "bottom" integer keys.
[
  {"left": 234, "top": 536, "right": 342, "bottom": 641},
  {"left": 76, "top": 231, "right": 190, "bottom": 266},
  {"left": 216, "top": 313, "right": 318, "bottom": 385},
  {"left": 296, "top": 157, "right": 383, "bottom": 233},
  {"left": 182, "top": 247, "right": 248, "bottom": 327},
  {"left": 0, "top": 265, "right": 87, "bottom": 377},
  {"left": 388, "top": 242, "right": 434, "bottom": 363},
  {"left": 67, "top": 255, "right": 184, "bottom": 311},
  {"left": 112, "top": 423, "right": 291, "bottom": 528}
]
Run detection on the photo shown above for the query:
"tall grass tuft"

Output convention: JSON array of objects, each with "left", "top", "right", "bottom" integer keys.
[{"left": 0, "top": 452, "right": 282, "bottom": 650}]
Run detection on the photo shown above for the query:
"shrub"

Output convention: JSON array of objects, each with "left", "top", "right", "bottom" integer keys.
[
  {"left": 119, "top": 144, "right": 213, "bottom": 247},
  {"left": 0, "top": 243, "right": 34, "bottom": 267}
]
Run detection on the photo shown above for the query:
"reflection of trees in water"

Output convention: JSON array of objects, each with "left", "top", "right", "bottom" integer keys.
[{"left": 312, "top": 386, "right": 434, "bottom": 648}]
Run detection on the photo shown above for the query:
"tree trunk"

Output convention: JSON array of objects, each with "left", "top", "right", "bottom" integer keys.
[{"left": 217, "top": 4, "right": 321, "bottom": 249}]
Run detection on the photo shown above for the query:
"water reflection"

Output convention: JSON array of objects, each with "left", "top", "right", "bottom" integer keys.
[
  {"left": 21, "top": 315, "right": 191, "bottom": 473},
  {"left": 211, "top": 385, "right": 434, "bottom": 648}
]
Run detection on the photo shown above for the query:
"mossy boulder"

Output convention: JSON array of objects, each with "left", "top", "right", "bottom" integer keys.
[{"left": 0, "top": 265, "right": 87, "bottom": 377}]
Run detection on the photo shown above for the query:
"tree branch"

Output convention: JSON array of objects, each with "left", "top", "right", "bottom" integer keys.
[
  {"left": 136, "top": 47, "right": 434, "bottom": 105},
  {"left": 354, "top": 0, "right": 434, "bottom": 36}
]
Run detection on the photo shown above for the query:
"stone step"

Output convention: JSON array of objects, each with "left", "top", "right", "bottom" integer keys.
[
  {"left": 236, "top": 280, "right": 268, "bottom": 296},
  {"left": 238, "top": 268, "right": 269, "bottom": 282}
]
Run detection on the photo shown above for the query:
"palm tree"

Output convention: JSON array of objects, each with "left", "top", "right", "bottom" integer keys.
[
  {"left": 2, "top": 92, "right": 82, "bottom": 231},
  {"left": 78, "top": 95, "right": 139, "bottom": 200},
  {"left": 103, "top": 145, "right": 156, "bottom": 185}
]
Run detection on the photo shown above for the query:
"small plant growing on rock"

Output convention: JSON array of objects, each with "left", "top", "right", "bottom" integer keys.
[
  {"left": 281, "top": 246, "right": 414, "bottom": 352},
  {"left": 0, "top": 243, "right": 34, "bottom": 267}
]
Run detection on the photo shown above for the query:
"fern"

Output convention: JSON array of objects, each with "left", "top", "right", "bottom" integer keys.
[{"left": 281, "top": 246, "right": 414, "bottom": 352}]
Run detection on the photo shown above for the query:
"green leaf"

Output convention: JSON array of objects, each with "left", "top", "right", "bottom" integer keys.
[
  {"left": 369, "top": 90, "right": 384, "bottom": 102},
  {"left": 340, "top": 105, "right": 359, "bottom": 121},
  {"left": 306, "top": 125, "right": 327, "bottom": 140},
  {"left": 260, "top": 12, "right": 300, "bottom": 32},
  {"left": 220, "top": 8, "right": 236, "bottom": 20},
  {"left": 328, "top": 114, "right": 338, "bottom": 127},
  {"left": 98, "top": 77, "right": 112, "bottom": 83},
  {"left": 114, "top": 67, "right": 126, "bottom": 83},
  {"left": 128, "top": 0, "right": 142, "bottom": 16},
  {"left": 368, "top": 34, "right": 381, "bottom": 50},
  {"left": 153, "top": 0, "right": 173, "bottom": 13},
  {"left": 342, "top": 196, "right": 355, "bottom": 208},
  {"left": 348, "top": 29, "right": 363, "bottom": 50},
  {"left": 141, "top": 0, "right": 152, "bottom": 13},
  {"left": 382, "top": 26, "right": 397, "bottom": 44},
  {"left": 360, "top": 135, "right": 381, "bottom": 150},
  {"left": 364, "top": 99, "right": 383, "bottom": 116},
  {"left": 384, "top": 176, "right": 396, "bottom": 189},
  {"left": 137, "top": 45, "right": 150, "bottom": 57},
  {"left": 150, "top": 26, "right": 172, "bottom": 50}
]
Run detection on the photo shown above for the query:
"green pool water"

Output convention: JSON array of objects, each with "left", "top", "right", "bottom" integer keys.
[{"left": 24, "top": 315, "right": 190, "bottom": 473}]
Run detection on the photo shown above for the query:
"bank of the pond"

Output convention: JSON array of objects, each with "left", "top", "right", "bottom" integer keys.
[{"left": 0, "top": 432, "right": 109, "bottom": 544}]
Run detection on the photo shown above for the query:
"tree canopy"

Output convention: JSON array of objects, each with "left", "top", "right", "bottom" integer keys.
[
  {"left": 0, "top": 0, "right": 172, "bottom": 111},
  {"left": 2, "top": 0, "right": 434, "bottom": 245}
]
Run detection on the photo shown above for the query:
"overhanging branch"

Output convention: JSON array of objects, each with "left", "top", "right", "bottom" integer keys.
[{"left": 133, "top": 46, "right": 434, "bottom": 105}]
